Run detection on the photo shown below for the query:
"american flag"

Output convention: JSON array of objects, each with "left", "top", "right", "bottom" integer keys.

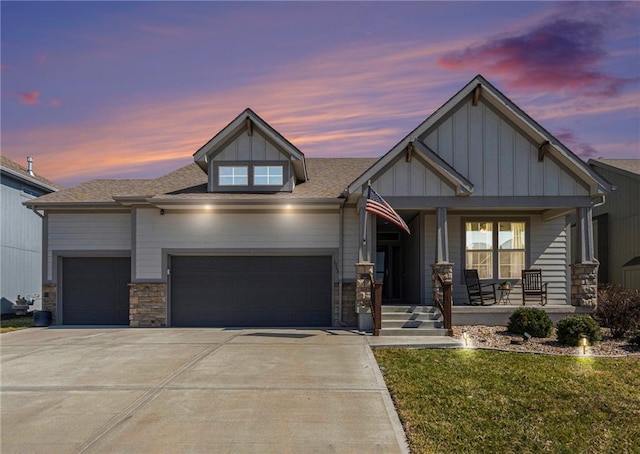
[{"left": 366, "top": 186, "right": 410, "bottom": 234}]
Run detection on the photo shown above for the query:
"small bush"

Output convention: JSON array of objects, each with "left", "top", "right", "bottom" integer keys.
[
  {"left": 507, "top": 307, "right": 553, "bottom": 338},
  {"left": 556, "top": 316, "right": 602, "bottom": 346},
  {"left": 593, "top": 284, "right": 640, "bottom": 338},
  {"left": 629, "top": 329, "right": 640, "bottom": 346}
]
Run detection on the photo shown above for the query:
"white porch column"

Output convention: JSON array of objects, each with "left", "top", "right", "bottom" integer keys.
[
  {"left": 575, "top": 206, "right": 595, "bottom": 263},
  {"left": 435, "top": 207, "right": 449, "bottom": 263},
  {"left": 571, "top": 206, "right": 599, "bottom": 307}
]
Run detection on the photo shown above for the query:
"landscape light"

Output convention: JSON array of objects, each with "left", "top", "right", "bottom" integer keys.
[
  {"left": 580, "top": 336, "right": 588, "bottom": 355},
  {"left": 523, "top": 332, "right": 532, "bottom": 342},
  {"left": 462, "top": 331, "right": 469, "bottom": 347}
]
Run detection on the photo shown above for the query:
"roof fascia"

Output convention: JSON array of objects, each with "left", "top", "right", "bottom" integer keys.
[
  {"left": 147, "top": 197, "right": 342, "bottom": 210},
  {"left": 1, "top": 167, "right": 60, "bottom": 193},
  {"left": 23, "top": 200, "right": 123, "bottom": 210}
]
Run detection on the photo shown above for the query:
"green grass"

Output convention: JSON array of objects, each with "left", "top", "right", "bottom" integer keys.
[
  {"left": 0, "top": 315, "right": 34, "bottom": 333},
  {"left": 374, "top": 348, "right": 640, "bottom": 454}
]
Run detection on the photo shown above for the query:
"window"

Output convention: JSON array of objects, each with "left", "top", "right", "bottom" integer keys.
[
  {"left": 218, "top": 166, "right": 248, "bottom": 186},
  {"left": 253, "top": 166, "right": 283, "bottom": 186},
  {"left": 465, "top": 221, "right": 526, "bottom": 280}
]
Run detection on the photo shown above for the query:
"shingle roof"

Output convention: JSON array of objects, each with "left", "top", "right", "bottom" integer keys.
[
  {"left": 591, "top": 159, "right": 640, "bottom": 177},
  {"left": 27, "top": 158, "right": 378, "bottom": 206},
  {"left": 0, "top": 156, "right": 62, "bottom": 191}
]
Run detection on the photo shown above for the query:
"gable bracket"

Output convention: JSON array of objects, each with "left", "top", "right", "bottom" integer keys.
[
  {"left": 405, "top": 142, "right": 414, "bottom": 162},
  {"left": 246, "top": 117, "right": 253, "bottom": 136},
  {"left": 538, "top": 141, "right": 550, "bottom": 162},
  {"left": 472, "top": 84, "right": 482, "bottom": 106}
]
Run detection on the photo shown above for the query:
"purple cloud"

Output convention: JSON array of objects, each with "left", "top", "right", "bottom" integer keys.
[
  {"left": 18, "top": 91, "right": 40, "bottom": 105},
  {"left": 438, "top": 17, "right": 632, "bottom": 96},
  {"left": 555, "top": 129, "right": 599, "bottom": 159}
]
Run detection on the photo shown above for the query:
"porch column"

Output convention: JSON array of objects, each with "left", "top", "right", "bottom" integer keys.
[
  {"left": 358, "top": 198, "right": 374, "bottom": 263},
  {"left": 355, "top": 262, "right": 374, "bottom": 330},
  {"left": 570, "top": 206, "right": 598, "bottom": 307},
  {"left": 432, "top": 207, "right": 453, "bottom": 305}
]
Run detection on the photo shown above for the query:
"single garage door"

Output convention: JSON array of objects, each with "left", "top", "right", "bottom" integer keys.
[
  {"left": 171, "top": 256, "right": 332, "bottom": 327},
  {"left": 62, "top": 257, "right": 131, "bottom": 325}
]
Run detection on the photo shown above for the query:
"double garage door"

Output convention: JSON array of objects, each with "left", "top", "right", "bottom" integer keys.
[
  {"left": 170, "top": 256, "right": 333, "bottom": 327},
  {"left": 61, "top": 255, "right": 332, "bottom": 327}
]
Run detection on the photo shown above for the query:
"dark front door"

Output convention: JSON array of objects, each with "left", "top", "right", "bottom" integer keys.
[
  {"left": 62, "top": 257, "right": 131, "bottom": 325},
  {"left": 170, "top": 255, "right": 332, "bottom": 327},
  {"left": 376, "top": 244, "right": 402, "bottom": 303}
]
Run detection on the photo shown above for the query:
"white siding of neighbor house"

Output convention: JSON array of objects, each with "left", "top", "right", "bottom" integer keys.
[
  {"left": 421, "top": 99, "right": 588, "bottom": 197},
  {"left": 423, "top": 213, "right": 569, "bottom": 306},
  {"left": 371, "top": 157, "right": 456, "bottom": 197},
  {"left": 215, "top": 130, "right": 289, "bottom": 162},
  {"left": 135, "top": 209, "right": 339, "bottom": 281},
  {"left": 342, "top": 207, "right": 360, "bottom": 281},
  {"left": 47, "top": 213, "right": 131, "bottom": 281}
]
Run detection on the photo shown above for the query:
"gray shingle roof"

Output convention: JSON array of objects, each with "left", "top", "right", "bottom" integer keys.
[
  {"left": 591, "top": 159, "right": 640, "bottom": 176},
  {"left": 27, "top": 158, "right": 378, "bottom": 206},
  {"left": 0, "top": 156, "right": 62, "bottom": 191}
]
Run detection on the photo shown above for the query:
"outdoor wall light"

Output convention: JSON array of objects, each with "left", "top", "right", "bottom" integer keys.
[{"left": 580, "top": 335, "right": 588, "bottom": 355}]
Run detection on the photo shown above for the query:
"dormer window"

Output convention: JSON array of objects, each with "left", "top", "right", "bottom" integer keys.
[
  {"left": 219, "top": 166, "right": 248, "bottom": 186},
  {"left": 254, "top": 166, "right": 283, "bottom": 186}
]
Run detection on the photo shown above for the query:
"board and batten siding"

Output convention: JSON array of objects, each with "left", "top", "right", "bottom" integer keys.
[
  {"left": 214, "top": 130, "right": 289, "bottom": 162},
  {"left": 371, "top": 155, "right": 456, "bottom": 197},
  {"left": 423, "top": 214, "right": 569, "bottom": 305},
  {"left": 47, "top": 213, "right": 131, "bottom": 281},
  {"left": 421, "top": 98, "right": 588, "bottom": 198},
  {"left": 135, "top": 209, "right": 339, "bottom": 281}
]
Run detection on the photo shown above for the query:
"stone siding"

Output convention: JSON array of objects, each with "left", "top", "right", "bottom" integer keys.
[
  {"left": 334, "top": 282, "right": 357, "bottom": 327},
  {"left": 355, "top": 262, "right": 374, "bottom": 311},
  {"left": 129, "top": 283, "right": 167, "bottom": 327},
  {"left": 432, "top": 262, "right": 454, "bottom": 306},
  {"left": 42, "top": 283, "right": 57, "bottom": 324}
]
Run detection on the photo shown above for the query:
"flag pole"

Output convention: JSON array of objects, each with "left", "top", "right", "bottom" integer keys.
[{"left": 362, "top": 181, "right": 371, "bottom": 260}]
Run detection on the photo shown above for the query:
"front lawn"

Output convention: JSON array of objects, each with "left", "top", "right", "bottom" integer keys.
[
  {"left": 374, "top": 348, "right": 640, "bottom": 453},
  {"left": 0, "top": 315, "right": 34, "bottom": 333}
]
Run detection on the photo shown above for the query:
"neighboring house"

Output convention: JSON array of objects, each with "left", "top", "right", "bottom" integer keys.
[
  {"left": 1, "top": 156, "right": 61, "bottom": 314},
  {"left": 26, "top": 75, "right": 611, "bottom": 329},
  {"left": 587, "top": 159, "right": 640, "bottom": 290}
]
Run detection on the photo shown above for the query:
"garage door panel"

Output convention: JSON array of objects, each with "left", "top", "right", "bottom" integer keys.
[
  {"left": 62, "top": 257, "right": 130, "bottom": 325},
  {"left": 171, "top": 256, "right": 332, "bottom": 327}
]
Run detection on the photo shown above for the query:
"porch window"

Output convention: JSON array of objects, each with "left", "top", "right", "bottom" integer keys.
[{"left": 465, "top": 221, "right": 526, "bottom": 280}]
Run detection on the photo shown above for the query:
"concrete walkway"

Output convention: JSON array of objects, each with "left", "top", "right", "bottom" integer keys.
[{"left": 1, "top": 328, "right": 409, "bottom": 453}]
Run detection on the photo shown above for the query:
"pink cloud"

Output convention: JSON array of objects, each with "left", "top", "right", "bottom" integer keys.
[
  {"left": 18, "top": 91, "right": 40, "bottom": 105},
  {"left": 50, "top": 99, "right": 62, "bottom": 107},
  {"left": 554, "top": 129, "right": 598, "bottom": 159},
  {"left": 438, "top": 18, "right": 635, "bottom": 96},
  {"left": 36, "top": 53, "right": 47, "bottom": 65}
]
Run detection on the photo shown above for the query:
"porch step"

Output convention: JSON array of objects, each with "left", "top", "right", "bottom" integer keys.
[{"left": 378, "top": 305, "right": 449, "bottom": 337}]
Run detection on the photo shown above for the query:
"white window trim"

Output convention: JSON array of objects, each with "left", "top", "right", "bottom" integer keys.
[
  {"left": 253, "top": 165, "right": 284, "bottom": 186},
  {"left": 218, "top": 165, "right": 249, "bottom": 186}
]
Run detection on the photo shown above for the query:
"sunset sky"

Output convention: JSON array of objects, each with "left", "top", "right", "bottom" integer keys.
[{"left": 2, "top": 1, "right": 639, "bottom": 187}]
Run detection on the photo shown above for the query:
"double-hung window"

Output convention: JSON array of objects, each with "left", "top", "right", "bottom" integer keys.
[
  {"left": 218, "top": 166, "right": 248, "bottom": 186},
  {"left": 465, "top": 221, "right": 526, "bottom": 280}
]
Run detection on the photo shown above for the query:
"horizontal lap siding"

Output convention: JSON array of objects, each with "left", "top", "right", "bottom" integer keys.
[
  {"left": 47, "top": 213, "right": 131, "bottom": 281},
  {"left": 135, "top": 209, "right": 339, "bottom": 281},
  {"left": 342, "top": 207, "right": 359, "bottom": 281}
]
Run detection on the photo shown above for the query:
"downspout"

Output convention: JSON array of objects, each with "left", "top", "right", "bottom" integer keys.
[
  {"left": 31, "top": 206, "right": 44, "bottom": 219},
  {"left": 591, "top": 195, "right": 606, "bottom": 209},
  {"left": 338, "top": 198, "right": 345, "bottom": 326}
]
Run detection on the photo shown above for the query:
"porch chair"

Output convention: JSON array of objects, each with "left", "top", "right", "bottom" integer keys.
[
  {"left": 521, "top": 269, "right": 548, "bottom": 306},
  {"left": 463, "top": 269, "right": 497, "bottom": 306}
]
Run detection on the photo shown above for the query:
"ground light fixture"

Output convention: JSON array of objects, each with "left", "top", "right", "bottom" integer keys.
[
  {"left": 580, "top": 335, "right": 588, "bottom": 355},
  {"left": 523, "top": 332, "right": 532, "bottom": 342},
  {"left": 462, "top": 331, "right": 470, "bottom": 347}
]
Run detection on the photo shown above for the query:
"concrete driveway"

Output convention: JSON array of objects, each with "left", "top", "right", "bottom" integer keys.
[{"left": 1, "top": 328, "right": 408, "bottom": 453}]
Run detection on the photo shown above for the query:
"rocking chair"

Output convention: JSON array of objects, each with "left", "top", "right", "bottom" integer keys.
[
  {"left": 463, "top": 269, "right": 497, "bottom": 306},
  {"left": 521, "top": 269, "right": 548, "bottom": 306}
]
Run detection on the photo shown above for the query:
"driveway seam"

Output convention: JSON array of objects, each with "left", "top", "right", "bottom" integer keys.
[{"left": 77, "top": 332, "right": 240, "bottom": 453}]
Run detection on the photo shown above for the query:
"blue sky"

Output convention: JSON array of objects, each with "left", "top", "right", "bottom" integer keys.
[{"left": 2, "top": 1, "right": 638, "bottom": 186}]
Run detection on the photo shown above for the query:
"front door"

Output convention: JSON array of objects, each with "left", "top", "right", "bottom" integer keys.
[{"left": 376, "top": 244, "right": 402, "bottom": 303}]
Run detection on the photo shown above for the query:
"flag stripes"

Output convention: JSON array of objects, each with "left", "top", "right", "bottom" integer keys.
[{"left": 365, "top": 186, "right": 410, "bottom": 234}]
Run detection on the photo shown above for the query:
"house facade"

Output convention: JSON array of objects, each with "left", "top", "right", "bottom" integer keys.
[
  {"left": 1, "top": 156, "right": 60, "bottom": 314},
  {"left": 588, "top": 159, "right": 640, "bottom": 290},
  {"left": 27, "top": 76, "right": 610, "bottom": 328}
]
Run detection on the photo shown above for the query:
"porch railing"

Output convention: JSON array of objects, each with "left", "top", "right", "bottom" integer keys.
[
  {"left": 372, "top": 281, "right": 382, "bottom": 336},
  {"left": 436, "top": 273, "right": 452, "bottom": 334}
]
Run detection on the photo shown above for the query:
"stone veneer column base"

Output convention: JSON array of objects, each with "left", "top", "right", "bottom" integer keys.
[
  {"left": 42, "top": 283, "right": 57, "bottom": 325},
  {"left": 570, "top": 262, "right": 599, "bottom": 307},
  {"left": 432, "top": 263, "right": 454, "bottom": 305},
  {"left": 129, "top": 283, "right": 167, "bottom": 327},
  {"left": 334, "top": 282, "right": 357, "bottom": 327},
  {"left": 355, "top": 262, "right": 374, "bottom": 331}
]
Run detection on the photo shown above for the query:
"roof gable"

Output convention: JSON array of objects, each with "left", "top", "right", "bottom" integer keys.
[
  {"left": 193, "top": 108, "right": 308, "bottom": 182},
  {"left": 348, "top": 75, "right": 611, "bottom": 197},
  {"left": 589, "top": 159, "right": 640, "bottom": 181},
  {"left": 0, "top": 156, "right": 61, "bottom": 192}
]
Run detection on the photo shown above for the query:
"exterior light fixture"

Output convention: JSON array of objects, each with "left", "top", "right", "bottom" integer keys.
[
  {"left": 580, "top": 335, "right": 588, "bottom": 355},
  {"left": 160, "top": 209, "right": 165, "bottom": 216},
  {"left": 523, "top": 332, "right": 532, "bottom": 342}
]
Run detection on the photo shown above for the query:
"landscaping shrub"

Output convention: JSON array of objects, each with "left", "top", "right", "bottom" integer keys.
[
  {"left": 556, "top": 316, "right": 602, "bottom": 346},
  {"left": 593, "top": 284, "right": 640, "bottom": 338},
  {"left": 629, "top": 329, "right": 640, "bottom": 346},
  {"left": 507, "top": 307, "right": 553, "bottom": 338}
]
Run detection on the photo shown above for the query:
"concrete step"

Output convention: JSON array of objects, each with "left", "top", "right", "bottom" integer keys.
[
  {"left": 368, "top": 336, "right": 463, "bottom": 348},
  {"left": 381, "top": 312, "right": 440, "bottom": 321},
  {"left": 378, "top": 328, "right": 450, "bottom": 337},
  {"left": 381, "top": 320, "right": 443, "bottom": 329},
  {"left": 380, "top": 305, "right": 438, "bottom": 314}
]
